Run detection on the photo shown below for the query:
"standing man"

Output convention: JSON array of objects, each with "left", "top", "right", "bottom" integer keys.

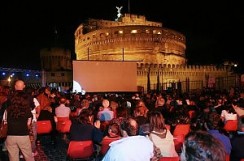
[{"left": 4, "top": 80, "right": 35, "bottom": 161}]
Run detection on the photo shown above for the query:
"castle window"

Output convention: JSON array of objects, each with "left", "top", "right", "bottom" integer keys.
[
  {"left": 118, "top": 30, "right": 123, "bottom": 34},
  {"left": 153, "top": 30, "right": 162, "bottom": 34},
  {"left": 145, "top": 30, "right": 150, "bottom": 34},
  {"left": 131, "top": 30, "right": 137, "bottom": 34}
]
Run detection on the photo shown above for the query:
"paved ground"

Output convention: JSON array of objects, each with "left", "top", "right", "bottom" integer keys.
[{"left": 0, "top": 133, "right": 68, "bottom": 161}]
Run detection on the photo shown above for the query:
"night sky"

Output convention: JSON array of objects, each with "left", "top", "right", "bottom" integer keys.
[{"left": 1, "top": 0, "right": 243, "bottom": 70}]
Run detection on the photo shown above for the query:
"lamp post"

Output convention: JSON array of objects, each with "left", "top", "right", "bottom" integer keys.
[{"left": 7, "top": 77, "right": 11, "bottom": 87}]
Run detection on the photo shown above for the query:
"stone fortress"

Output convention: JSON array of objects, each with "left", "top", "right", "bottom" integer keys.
[{"left": 74, "top": 13, "right": 236, "bottom": 93}]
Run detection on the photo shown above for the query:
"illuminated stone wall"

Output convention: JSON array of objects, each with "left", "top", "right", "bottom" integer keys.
[
  {"left": 75, "top": 14, "right": 186, "bottom": 65},
  {"left": 74, "top": 14, "right": 234, "bottom": 92}
]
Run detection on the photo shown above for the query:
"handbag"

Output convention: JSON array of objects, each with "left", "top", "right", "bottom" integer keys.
[{"left": 0, "top": 111, "right": 7, "bottom": 138}]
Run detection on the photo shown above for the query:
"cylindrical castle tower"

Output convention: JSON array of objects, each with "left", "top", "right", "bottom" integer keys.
[
  {"left": 40, "top": 48, "right": 72, "bottom": 71},
  {"left": 74, "top": 13, "right": 186, "bottom": 65}
]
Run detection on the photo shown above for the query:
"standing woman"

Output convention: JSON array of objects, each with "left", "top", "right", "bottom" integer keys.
[
  {"left": 5, "top": 91, "right": 34, "bottom": 161},
  {"left": 148, "top": 110, "right": 178, "bottom": 157}
]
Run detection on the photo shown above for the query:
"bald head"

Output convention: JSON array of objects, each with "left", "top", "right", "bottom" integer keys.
[{"left": 15, "top": 80, "right": 25, "bottom": 91}]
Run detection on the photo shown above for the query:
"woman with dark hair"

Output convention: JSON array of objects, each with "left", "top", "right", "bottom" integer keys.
[
  {"left": 180, "top": 130, "right": 226, "bottom": 161},
  {"left": 69, "top": 109, "right": 103, "bottom": 144},
  {"left": 148, "top": 110, "right": 178, "bottom": 157},
  {"left": 5, "top": 91, "right": 34, "bottom": 161}
]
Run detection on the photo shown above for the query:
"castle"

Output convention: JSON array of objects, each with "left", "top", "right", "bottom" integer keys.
[{"left": 74, "top": 13, "right": 236, "bottom": 93}]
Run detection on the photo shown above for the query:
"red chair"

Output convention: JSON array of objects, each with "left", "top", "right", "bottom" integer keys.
[
  {"left": 224, "top": 120, "right": 238, "bottom": 132},
  {"left": 173, "top": 124, "right": 190, "bottom": 137},
  {"left": 225, "top": 154, "right": 230, "bottom": 161},
  {"left": 100, "top": 121, "right": 110, "bottom": 132},
  {"left": 188, "top": 110, "right": 196, "bottom": 119},
  {"left": 36, "top": 120, "right": 52, "bottom": 135},
  {"left": 100, "top": 137, "right": 121, "bottom": 155},
  {"left": 173, "top": 134, "right": 184, "bottom": 153},
  {"left": 159, "top": 156, "right": 180, "bottom": 161},
  {"left": 67, "top": 140, "right": 94, "bottom": 160},
  {"left": 56, "top": 117, "right": 71, "bottom": 133},
  {"left": 56, "top": 117, "right": 70, "bottom": 122},
  {"left": 173, "top": 124, "right": 190, "bottom": 153}
]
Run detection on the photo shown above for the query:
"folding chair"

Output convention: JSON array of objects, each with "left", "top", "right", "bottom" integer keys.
[
  {"left": 56, "top": 117, "right": 71, "bottom": 133},
  {"left": 100, "top": 137, "right": 120, "bottom": 155},
  {"left": 173, "top": 124, "right": 190, "bottom": 153},
  {"left": 224, "top": 120, "right": 238, "bottom": 132},
  {"left": 67, "top": 140, "right": 95, "bottom": 161},
  {"left": 36, "top": 120, "right": 52, "bottom": 135}
]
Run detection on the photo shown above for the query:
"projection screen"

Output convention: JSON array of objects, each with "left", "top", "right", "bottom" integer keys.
[{"left": 73, "top": 61, "right": 138, "bottom": 93}]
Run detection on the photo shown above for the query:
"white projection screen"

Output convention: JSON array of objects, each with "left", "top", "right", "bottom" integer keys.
[{"left": 73, "top": 61, "right": 138, "bottom": 93}]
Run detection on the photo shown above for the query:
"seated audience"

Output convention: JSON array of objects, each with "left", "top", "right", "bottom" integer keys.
[
  {"left": 180, "top": 130, "right": 226, "bottom": 161},
  {"left": 55, "top": 96, "right": 71, "bottom": 119},
  {"left": 102, "top": 117, "right": 154, "bottom": 161},
  {"left": 69, "top": 109, "right": 103, "bottom": 145},
  {"left": 221, "top": 105, "right": 237, "bottom": 123},
  {"left": 230, "top": 115, "right": 244, "bottom": 161},
  {"left": 97, "top": 99, "right": 114, "bottom": 122},
  {"left": 134, "top": 105, "right": 148, "bottom": 127},
  {"left": 99, "top": 122, "right": 122, "bottom": 157},
  {"left": 204, "top": 112, "right": 232, "bottom": 155}
]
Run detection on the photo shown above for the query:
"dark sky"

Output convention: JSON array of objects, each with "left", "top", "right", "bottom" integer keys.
[{"left": 1, "top": 0, "right": 243, "bottom": 70}]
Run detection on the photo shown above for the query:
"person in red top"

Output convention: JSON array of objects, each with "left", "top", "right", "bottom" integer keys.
[{"left": 100, "top": 122, "right": 122, "bottom": 156}]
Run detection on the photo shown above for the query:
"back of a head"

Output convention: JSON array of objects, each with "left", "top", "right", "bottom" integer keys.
[
  {"left": 120, "top": 117, "right": 138, "bottom": 136},
  {"left": 59, "top": 96, "right": 67, "bottom": 104},
  {"left": 14, "top": 80, "right": 25, "bottom": 91},
  {"left": 207, "top": 112, "right": 222, "bottom": 130},
  {"left": 78, "top": 109, "right": 93, "bottom": 124},
  {"left": 181, "top": 130, "right": 226, "bottom": 161},
  {"left": 108, "top": 122, "right": 122, "bottom": 137},
  {"left": 102, "top": 99, "right": 110, "bottom": 108},
  {"left": 148, "top": 110, "right": 166, "bottom": 132}
]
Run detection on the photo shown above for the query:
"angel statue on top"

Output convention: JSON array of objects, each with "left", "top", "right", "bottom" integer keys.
[{"left": 115, "top": 6, "right": 123, "bottom": 21}]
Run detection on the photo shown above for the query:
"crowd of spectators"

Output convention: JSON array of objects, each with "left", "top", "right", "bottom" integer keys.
[{"left": 0, "top": 82, "right": 244, "bottom": 161}]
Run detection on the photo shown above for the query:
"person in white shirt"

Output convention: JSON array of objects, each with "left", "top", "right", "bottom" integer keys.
[
  {"left": 55, "top": 96, "right": 71, "bottom": 119},
  {"left": 221, "top": 106, "right": 237, "bottom": 123},
  {"left": 148, "top": 110, "right": 178, "bottom": 157},
  {"left": 102, "top": 117, "right": 154, "bottom": 161}
]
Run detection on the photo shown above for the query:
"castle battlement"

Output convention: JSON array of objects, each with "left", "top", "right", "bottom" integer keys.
[{"left": 137, "top": 63, "right": 227, "bottom": 72}]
